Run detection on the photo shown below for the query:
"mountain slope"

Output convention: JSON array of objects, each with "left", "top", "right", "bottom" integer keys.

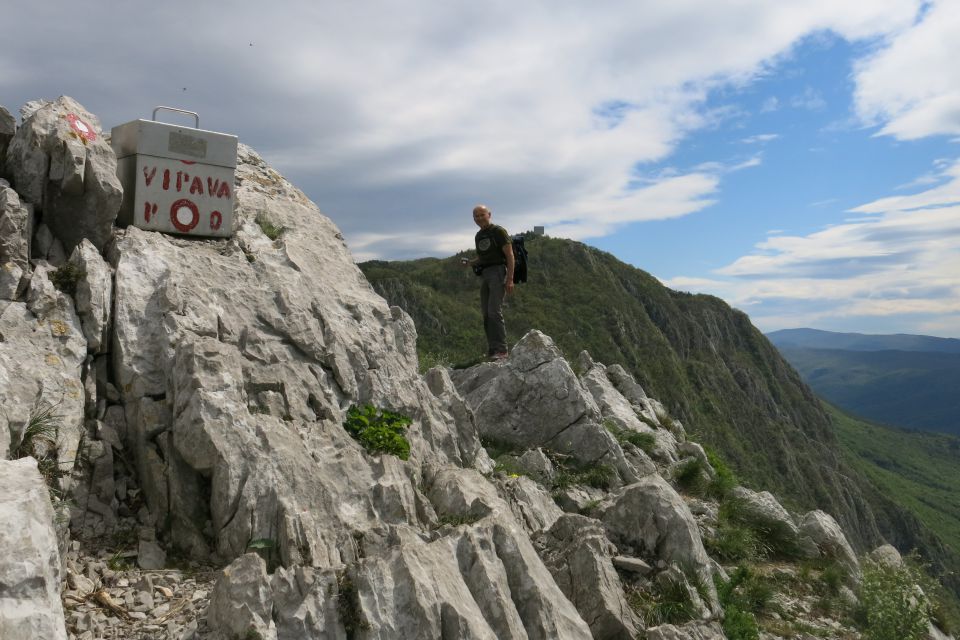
[
  {"left": 362, "top": 236, "right": 878, "bottom": 545},
  {"left": 830, "top": 402, "right": 960, "bottom": 551},
  {"left": 768, "top": 328, "right": 960, "bottom": 353},
  {"left": 778, "top": 346, "right": 960, "bottom": 434},
  {"left": 767, "top": 329, "right": 960, "bottom": 435}
]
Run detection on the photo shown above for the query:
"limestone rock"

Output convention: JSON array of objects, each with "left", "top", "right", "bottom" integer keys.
[
  {"left": 0, "top": 264, "right": 85, "bottom": 484},
  {"left": 645, "top": 622, "right": 726, "bottom": 639},
  {"left": 730, "top": 485, "right": 800, "bottom": 549},
  {"left": 427, "top": 466, "right": 506, "bottom": 522},
  {"left": 606, "top": 363, "right": 648, "bottom": 403},
  {"left": 67, "top": 239, "right": 112, "bottom": 353},
  {"left": 207, "top": 553, "right": 277, "bottom": 640},
  {"left": 32, "top": 223, "right": 66, "bottom": 265},
  {"left": 109, "top": 145, "right": 487, "bottom": 568},
  {"left": 350, "top": 519, "right": 594, "bottom": 639},
  {"left": 0, "top": 105, "right": 14, "bottom": 176},
  {"left": 6, "top": 96, "right": 122, "bottom": 251},
  {"left": 601, "top": 475, "right": 719, "bottom": 614},
  {"left": 450, "top": 331, "right": 638, "bottom": 484},
  {"left": 213, "top": 518, "right": 594, "bottom": 640},
  {"left": 0, "top": 458, "right": 68, "bottom": 640},
  {"left": 799, "top": 510, "right": 861, "bottom": 583},
  {"left": 423, "top": 365, "right": 493, "bottom": 471},
  {"left": 495, "top": 475, "right": 563, "bottom": 534},
  {"left": 537, "top": 514, "right": 642, "bottom": 639},
  {"left": 868, "top": 543, "right": 903, "bottom": 569},
  {"left": 0, "top": 260, "right": 23, "bottom": 300},
  {"left": 0, "top": 185, "right": 30, "bottom": 272}
]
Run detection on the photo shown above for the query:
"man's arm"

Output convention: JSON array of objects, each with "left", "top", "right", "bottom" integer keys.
[{"left": 502, "top": 242, "right": 515, "bottom": 292}]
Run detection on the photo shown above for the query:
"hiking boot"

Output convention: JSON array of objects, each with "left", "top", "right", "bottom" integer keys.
[{"left": 490, "top": 351, "right": 509, "bottom": 362}]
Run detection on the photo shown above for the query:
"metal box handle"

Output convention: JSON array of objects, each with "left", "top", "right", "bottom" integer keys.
[{"left": 152, "top": 106, "right": 200, "bottom": 129}]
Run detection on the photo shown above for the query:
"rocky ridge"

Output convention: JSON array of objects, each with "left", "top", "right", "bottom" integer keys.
[{"left": 0, "top": 97, "right": 950, "bottom": 639}]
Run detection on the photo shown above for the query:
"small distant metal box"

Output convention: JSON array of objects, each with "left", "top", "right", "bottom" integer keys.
[{"left": 112, "top": 107, "right": 238, "bottom": 238}]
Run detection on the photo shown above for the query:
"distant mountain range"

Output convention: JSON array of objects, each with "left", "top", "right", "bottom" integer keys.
[{"left": 767, "top": 328, "right": 960, "bottom": 435}]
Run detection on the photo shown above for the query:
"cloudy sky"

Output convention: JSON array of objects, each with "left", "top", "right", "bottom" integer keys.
[{"left": 3, "top": 1, "right": 958, "bottom": 337}]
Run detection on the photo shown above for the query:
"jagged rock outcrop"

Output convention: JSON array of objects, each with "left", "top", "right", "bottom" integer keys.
[
  {"left": 537, "top": 514, "right": 642, "bottom": 639},
  {"left": 0, "top": 262, "right": 86, "bottom": 483},
  {"left": 106, "top": 145, "right": 499, "bottom": 569},
  {"left": 600, "top": 475, "right": 720, "bottom": 616},
  {"left": 800, "top": 509, "right": 862, "bottom": 582},
  {"left": 0, "top": 105, "right": 14, "bottom": 176},
  {"left": 450, "top": 330, "right": 640, "bottom": 485},
  {"left": 0, "top": 184, "right": 30, "bottom": 277},
  {"left": 6, "top": 96, "right": 121, "bottom": 252},
  {"left": 0, "top": 458, "right": 68, "bottom": 640},
  {"left": 67, "top": 239, "right": 112, "bottom": 353}
]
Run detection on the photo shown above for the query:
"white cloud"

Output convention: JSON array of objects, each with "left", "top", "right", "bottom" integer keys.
[
  {"left": 854, "top": 0, "right": 960, "bottom": 139},
  {"left": 741, "top": 133, "right": 780, "bottom": 144},
  {"left": 683, "top": 159, "right": 960, "bottom": 335},
  {"left": 0, "top": 0, "right": 923, "bottom": 258}
]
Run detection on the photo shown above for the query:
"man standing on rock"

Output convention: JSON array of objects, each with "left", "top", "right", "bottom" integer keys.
[{"left": 465, "top": 204, "right": 514, "bottom": 361}]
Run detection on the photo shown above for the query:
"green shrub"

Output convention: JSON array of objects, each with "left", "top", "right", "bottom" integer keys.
[
  {"left": 553, "top": 463, "right": 615, "bottom": 491},
  {"left": 714, "top": 497, "right": 801, "bottom": 560},
  {"left": 722, "top": 606, "right": 760, "bottom": 640},
  {"left": 856, "top": 560, "right": 932, "bottom": 640},
  {"left": 255, "top": 213, "right": 286, "bottom": 240},
  {"left": 714, "top": 566, "right": 769, "bottom": 640},
  {"left": 704, "top": 447, "right": 737, "bottom": 498},
  {"left": 49, "top": 262, "right": 85, "bottom": 297},
  {"left": 706, "top": 522, "right": 769, "bottom": 563},
  {"left": 343, "top": 405, "right": 412, "bottom": 460},
  {"left": 673, "top": 457, "right": 709, "bottom": 494},
  {"left": 626, "top": 578, "right": 698, "bottom": 627}
]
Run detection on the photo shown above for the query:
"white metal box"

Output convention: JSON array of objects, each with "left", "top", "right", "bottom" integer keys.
[{"left": 112, "top": 112, "right": 238, "bottom": 238}]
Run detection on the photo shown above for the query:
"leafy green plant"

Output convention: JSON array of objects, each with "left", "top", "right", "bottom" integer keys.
[
  {"left": 255, "top": 213, "right": 286, "bottom": 240},
  {"left": 343, "top": 405, "right": 412, "bottom": 460},
  {"left": 246, "top": 538, "right": 278, "bottom": 571},
  {"left": 49, "top": 262, "right": 85, "bottom": 297},
  {"left": 855, "top": 560, "right": 932, "bottom": 640}
]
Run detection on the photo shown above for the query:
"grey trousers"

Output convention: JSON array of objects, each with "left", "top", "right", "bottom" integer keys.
[{"left": 480, "top": 265, "right": 507, "bottom": 354}]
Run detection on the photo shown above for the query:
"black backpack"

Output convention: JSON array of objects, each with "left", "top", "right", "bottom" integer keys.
[{"left": 512, "top": 235, "right": 528, "bottom": 284}]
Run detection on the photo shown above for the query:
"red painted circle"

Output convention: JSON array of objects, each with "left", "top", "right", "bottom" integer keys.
[
  {"left": 170, "top": 199, "right": 200, "bottom": 232},
  {"left": 66, "top": 113, "right": 97, "bottom": 142},
  {"left": 210, "top": 210, "right": 223, "bottom": 230}
]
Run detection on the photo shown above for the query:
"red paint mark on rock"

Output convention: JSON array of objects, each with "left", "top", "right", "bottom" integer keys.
[
  {"left": 190, "top": 176, "right": 204, "bottom": 195},
  {"left": 210, "top": 210, "right": 223, "bottom": 230},
  {"left": 143, "top": 167, "right": 157, "bottom": 187},
  {"left": 66, "top": 114, "right": 97, "bottom": 142}
]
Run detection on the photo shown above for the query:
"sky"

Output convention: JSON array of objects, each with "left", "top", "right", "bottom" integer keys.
[{"left": 2, "top": 1, "right": 959, "bottom": 338}]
